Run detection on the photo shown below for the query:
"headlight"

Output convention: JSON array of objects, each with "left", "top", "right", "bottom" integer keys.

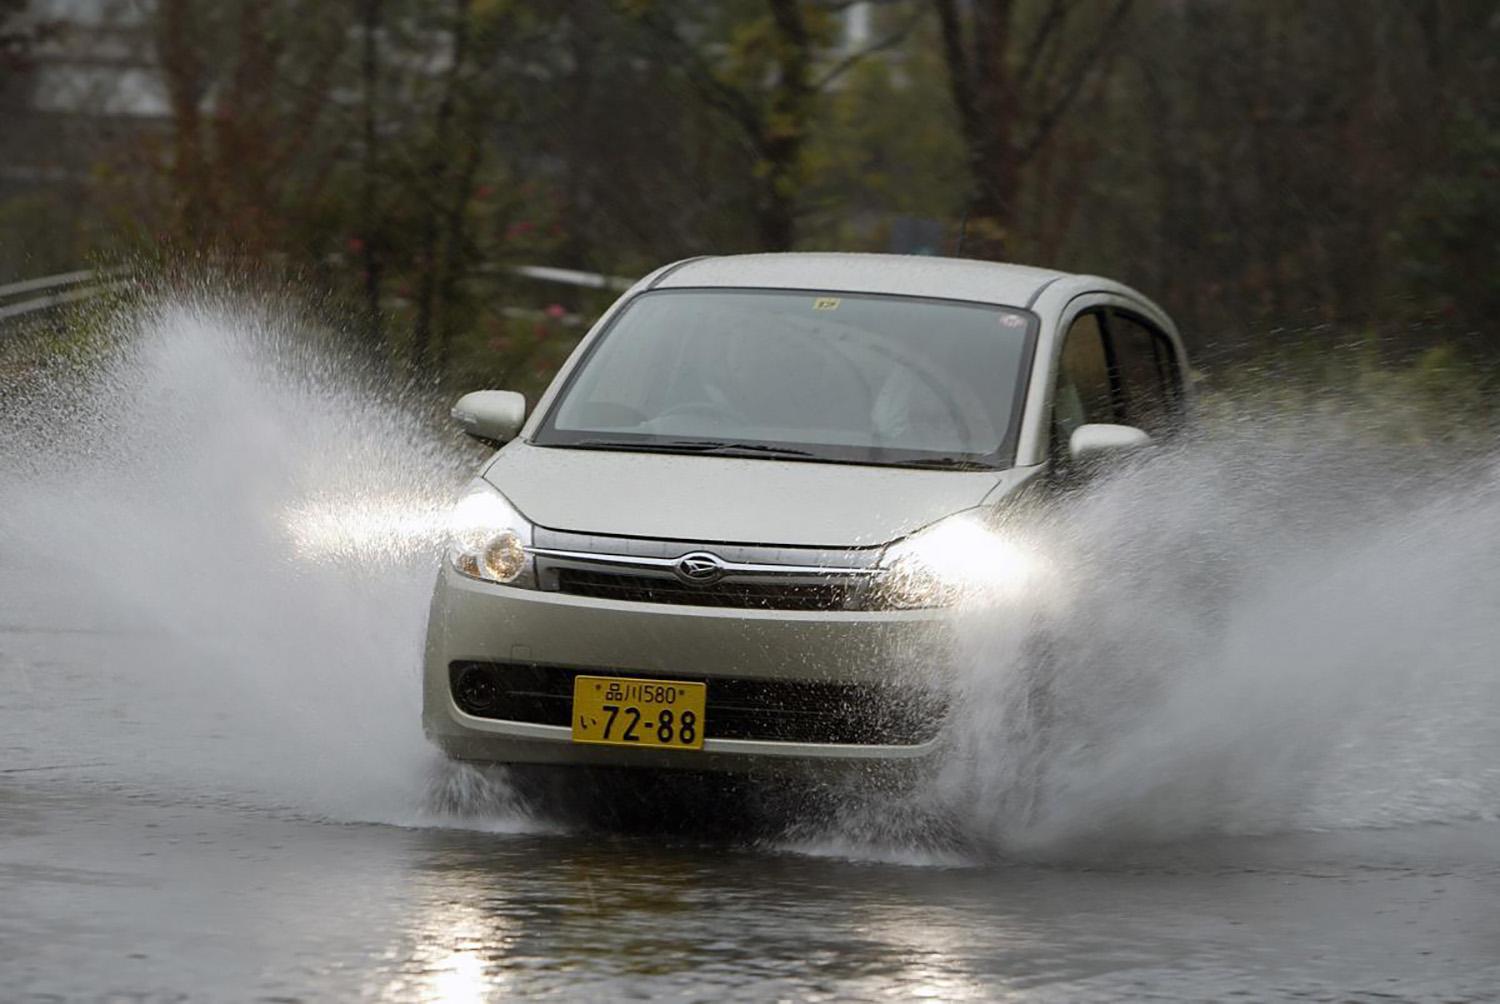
[
  {"left": 447, "top": 480, "right": 536, "bottom": 586},
  {"left": 877, "top": 509, "right": 1041, "bottom": 609}
]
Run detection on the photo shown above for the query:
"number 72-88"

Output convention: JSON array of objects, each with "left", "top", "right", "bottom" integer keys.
[{"left": 600, "top": 704, "right": 698, "bottom": 745}]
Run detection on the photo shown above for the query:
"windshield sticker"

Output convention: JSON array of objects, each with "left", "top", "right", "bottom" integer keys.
[
  {"left": 999, "top": 313, "right": 1025, "bottom": 328},
  {"left": 812, "top": 297, "right": 841, "bottom": 311}
]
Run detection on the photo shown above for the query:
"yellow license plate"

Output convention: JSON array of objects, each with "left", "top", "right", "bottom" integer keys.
[{"left": 571, "top": 675, "right": 706, "bottom": 750}]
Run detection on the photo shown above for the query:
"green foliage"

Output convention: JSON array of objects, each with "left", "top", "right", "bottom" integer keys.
[
  {"left": 3, "top": 0, "right": 1496, "bottom": 407},
  {"left": 1204, "top": 339, "right": 1500, "bottom": 451},
  {"left": 1391, "top": 114, "right": 1500, "bottom": 337},
  {"left": 801, "top": 22, "right": 967, "bottom": 249}
]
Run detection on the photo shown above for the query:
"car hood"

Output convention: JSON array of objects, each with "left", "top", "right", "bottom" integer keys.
[{"left": 484, "top": 442, "right": 1024, "bottom": 548}]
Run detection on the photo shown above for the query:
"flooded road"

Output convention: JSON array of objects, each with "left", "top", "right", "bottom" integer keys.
[
  {"left": 5, "top": 618, "right": 1500, "bottom": 1001},
  {"left": 5, "top": 301, "right": 1500, "bottom": 999},
  {"left": 5, "top": 739, "right": 1499, "bottom": 1000}
]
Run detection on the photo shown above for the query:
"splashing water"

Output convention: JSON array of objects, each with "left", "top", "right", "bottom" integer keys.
[
  {"left": 0, "top": 293, "right": 532, "bottom": 829},
  {"left": 6, "top": 295, "right": 1500, "bottom": 859},
  {"left": 807, "top": 424, "right": 1500, "bottom": 861}
]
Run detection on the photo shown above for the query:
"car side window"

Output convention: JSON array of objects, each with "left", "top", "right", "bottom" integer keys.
[
  {"left": 1109, "top": 312, "right": 1182, "bottom": 438},
  {"left": 1053, "top": 311, "right": 1116, "bottom": 450}
]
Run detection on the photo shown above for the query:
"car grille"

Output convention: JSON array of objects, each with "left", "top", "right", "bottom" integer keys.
[
  {"left": 450, "top": 662, "right": 946, "bottom": 746},
  {"left": 530, "top": 529, "right": 884, "bottom": 612},
  {"left": 553, "top": 568, "right": 854, "bottom": 611}
]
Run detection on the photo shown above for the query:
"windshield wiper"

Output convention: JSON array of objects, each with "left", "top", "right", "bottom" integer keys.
[
  {"left": 894, "top": 456, "right": 998, "bottom": 471},
  {"left": 564, "top": 438, "right": 815, "bottom": 459},
  {"left": 659, "top": 439, "right": 816, "bottom": 458},
  {"left": 565, "top": 438, "right": 658, "bottom": 451}
]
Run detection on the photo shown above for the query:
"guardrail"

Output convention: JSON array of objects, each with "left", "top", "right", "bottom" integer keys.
[
  {"left": 509, "top": 264, "right": 634, "bottom": 292},
  {"left": 0, "top": 269, "right": 129, "bottom": 324},
  {"left": 0, "top": 263, "right": 633, "bottom": 328}
]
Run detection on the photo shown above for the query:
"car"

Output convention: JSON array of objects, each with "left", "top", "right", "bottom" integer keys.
[{"left": 422, "top": 252, "right": 1188, "bottom": 777}]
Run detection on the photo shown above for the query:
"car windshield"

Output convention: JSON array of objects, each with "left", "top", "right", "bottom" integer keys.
[{"left": 533, "top": 288, "right": 1036, "bottom": 469}]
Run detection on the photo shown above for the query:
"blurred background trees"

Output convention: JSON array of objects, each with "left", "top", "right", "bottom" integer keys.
[{"left": 2, "top": 0, "right": 1496, "bottom": 396}]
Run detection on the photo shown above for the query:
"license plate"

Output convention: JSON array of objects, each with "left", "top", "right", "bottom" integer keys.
[{"left": 571, "top": 675, "right": 706, "bottom": 750}]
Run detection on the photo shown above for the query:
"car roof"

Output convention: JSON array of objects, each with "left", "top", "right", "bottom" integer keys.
[{"left": 647, "top": 252, "right": 1073, "bottom": 309}]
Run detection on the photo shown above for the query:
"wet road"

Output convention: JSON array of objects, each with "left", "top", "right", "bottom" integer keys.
[
  {"left": 8, "top": 297, "right": 1500, "bottom": 1001},
  {"left": 4, "top": 614, "right": 1500, "bottom": 1001},
  {"left": 5, "top": 772, "right": 1500, "bottom": 1001}
]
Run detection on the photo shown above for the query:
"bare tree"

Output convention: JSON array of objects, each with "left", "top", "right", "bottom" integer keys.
[
  {"left": 627, "top": 0, "right": 919, "bottom": 250},
  {"left": 933, "top": 0, "right": 1130, "bottom": 258},
  {"left": 411, "top": 0, "right": 474, "bottom": 372},
  {"left": 358, "top": 0, "right": 384, "bottom": 348}
]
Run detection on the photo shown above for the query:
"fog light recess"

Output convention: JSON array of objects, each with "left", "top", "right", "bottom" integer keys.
[{"left": 454, "top": 666, "right": 499, "bottom": 714}]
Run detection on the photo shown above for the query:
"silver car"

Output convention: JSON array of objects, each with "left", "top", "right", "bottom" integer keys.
[{"left": 423, "top": 253, "right": 1188, "bottom": 775}]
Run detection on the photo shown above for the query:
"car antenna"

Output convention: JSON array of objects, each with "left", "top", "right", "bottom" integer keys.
[{"left": 955, "top": 205, "right": 970, "bottom": 258}]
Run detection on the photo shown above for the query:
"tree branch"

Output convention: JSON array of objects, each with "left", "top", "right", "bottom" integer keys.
[
  {"left": 1018, "top": 0, "right": 1131, "bottom": 162},
  {"left": 812, "top": 4, "right": 924, "bottom": 92},
  {"left": 932, "top": 0, "right": 978, "bottom": 146},
  {"left": 626, "top": 4, "right": 767, "bottom": 154},
  {"left": 1017, "top": 0, "right": 1066, "bottom": 90}
]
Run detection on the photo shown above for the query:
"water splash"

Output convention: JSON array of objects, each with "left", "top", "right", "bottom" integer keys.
[
  {"left": 8, "top": 294, "right": 1500, "bottom": 858},
  {"left": 0, "top": 292, "right": 532, "bottom": 828},
  {"left": 810, "top": 421, "right": 1500, "bottom": 861}
]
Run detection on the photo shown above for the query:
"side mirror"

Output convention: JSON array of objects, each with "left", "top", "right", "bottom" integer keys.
[
  {"left": 1069, "top": 422, "right": 1152, "bottom": 464},
  {"left": 451, "top": 390, "right": 526, "bottom": 446}
]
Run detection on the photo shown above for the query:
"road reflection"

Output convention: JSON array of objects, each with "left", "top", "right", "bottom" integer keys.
[
  {"left": 7, "top": 774, "right": 1491, "bottom": 1001},
  {"left": 382, "top": 831, "right": 1016, "bottom": 1000}
]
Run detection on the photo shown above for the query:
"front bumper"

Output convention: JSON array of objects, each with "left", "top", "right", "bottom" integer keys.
[{"left": 421, "top": 563, "right": 954, "bottom": 775}]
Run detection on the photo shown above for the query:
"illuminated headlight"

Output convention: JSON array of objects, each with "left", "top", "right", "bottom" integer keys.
[
  {"left": 447, "top": 480, "right": 536, "bottom": 586},
  {"left": 877, "top": 510, "right": 1042, "bottom": 609}
]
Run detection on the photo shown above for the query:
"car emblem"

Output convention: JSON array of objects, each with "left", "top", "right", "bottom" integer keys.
[{"left": 674, "top": 551, "right": 727, "bottom": 585}]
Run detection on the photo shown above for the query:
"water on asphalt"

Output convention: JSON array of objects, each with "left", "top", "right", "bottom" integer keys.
[{"left": 3, "top": 295, "right": 1499, "bottom": 1000}]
